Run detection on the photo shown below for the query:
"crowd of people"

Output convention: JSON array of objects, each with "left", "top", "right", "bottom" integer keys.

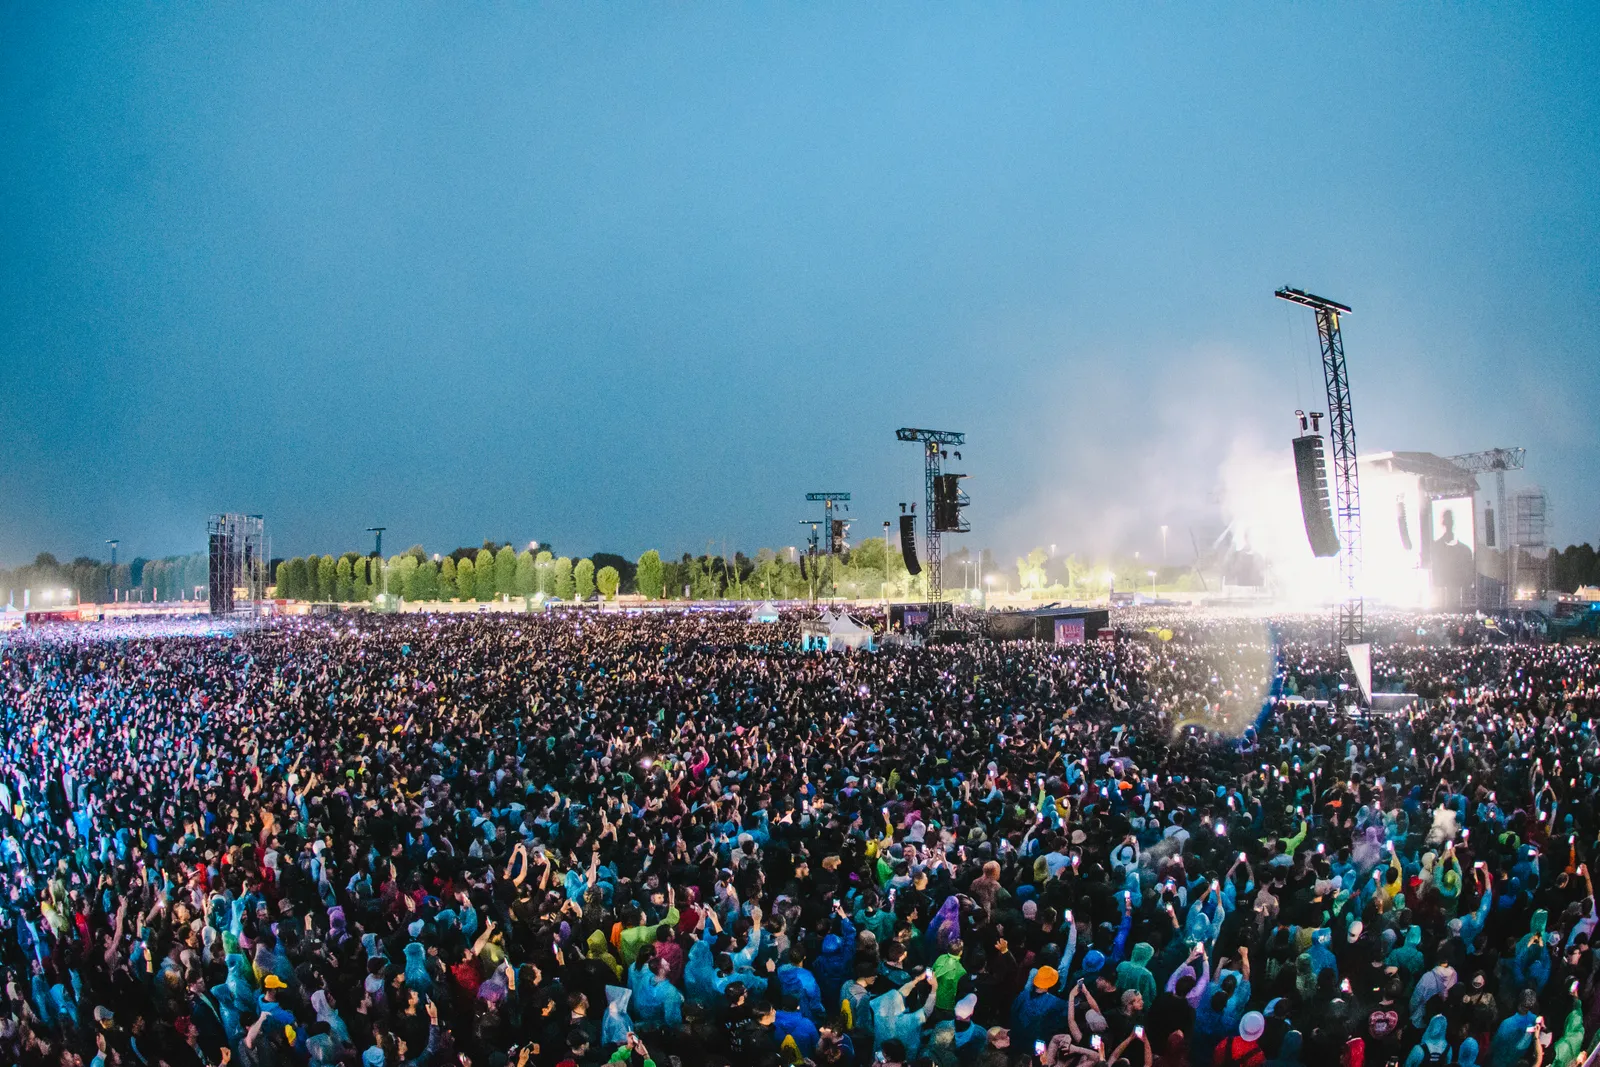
[{"left": 0, "top": 608, "right": 1597, "bottom": 1067}]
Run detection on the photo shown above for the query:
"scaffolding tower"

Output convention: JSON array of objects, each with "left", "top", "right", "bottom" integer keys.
[
  {"left": 1276, "top": 288, "right": 1363, "bottom": 648},
  {"left": 208, "top": 513, "right": 268, "bottom": 617},
  {"left": 895, "top": 427, "right": 967, "bottom": 616}
]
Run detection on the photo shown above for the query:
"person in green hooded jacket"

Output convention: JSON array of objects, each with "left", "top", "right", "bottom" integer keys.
[
  {"left": 1548, "top": 1004, "right": 1587, "bottom": 1067},
  {"left": 1116, "top": 942, "right": 1158, "bottom": 1007},
  {"left": 932, "top": 940, "right": 968, "bottom": 1011}
]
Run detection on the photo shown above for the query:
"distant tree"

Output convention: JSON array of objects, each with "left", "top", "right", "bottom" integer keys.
[
  {"left": 635, "top": 550, "right": 664, "bottom": 599},
  {"left": 596, "top": 565, "right": 620, "bottom": 599},
  {"left": 661, "top": 558, "right": 685, "bottom": 599},
  {"left": 456, "top": 556, "right": 475, "bottom": 600},
  {"left": 592, "top": 552, "right": 637, "bottom": 593},
  {"left": 284, "top": 557, "right": 308, "bottom": 600},
  {"left": 536, "top": 550, "right": 555, "bottom": 596},
  {"left": 515, "top": 549, "right": 536, "bottom": 596},
  {"left": 318, "top": 556, "right": 337, "bottom": 601},
  {"left": 1017, "top": 547, "right": 1049, "bottom": 591},
  {"left": 688, "top": 556, "right": 717, "bottom": 599},
  {"left": 353, "top": 557, "right": 371, "bottom": 601},
  {"left": 275, "top": 561, "right": 290, "bottom": 598},
  {"left": 411, "top": 559, "right": 439, "bottom": 601},
  {"left": 393, "top": 555, "right": 416, "bottom": 601},
  {"left": 496, "top": 545, "right": 519, "bottom": 598},
  {"left": 475, "top": 548, "right": 497, "bottom": 601},
  {"left": 575, "top": 558, "right": 595, "bottom": 599},
  {"left": 438, "top": 556, "right": 458, "bottom": 600},
  {"left": 1552, "top": 543, "right": 1599, "bottom": 592},
  {"left": 553, "top": 557, "right": 575, "bottom": 600},
  {"left": 335, "top": 556, "right": 354, "bottom": 602}
]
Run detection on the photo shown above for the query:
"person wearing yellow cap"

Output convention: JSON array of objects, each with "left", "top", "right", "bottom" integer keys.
[{"left": 259, "top": 973, "right": 298, "bottom": 1039}]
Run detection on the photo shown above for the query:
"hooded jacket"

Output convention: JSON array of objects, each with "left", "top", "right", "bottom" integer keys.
[
  {"left": 1404, "top": 1015, "right": 1451, "bottom": 1067},
  {"left": 1116, "top": 942, "right": 1158, "bottom": 1006}
]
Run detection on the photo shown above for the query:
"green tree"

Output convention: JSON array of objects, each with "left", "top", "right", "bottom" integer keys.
[
  {"left": 335, "top": 556, "right": 354, "bottom": 602},
  {"left": 688, "top": 556, "right": 717, "bottom": 599},
  {"left": 553, "top": 556, "right": 575, "bottom": 599},
  {"left": 635, "top": 550, "right": 664, "bottom": 599},
  {"left": 475, "top": 548, "right": 497, "bottom": 601},
  {"left": 456, "top": 556, "right": 475, "bottom": 600},
  {"left": 411, "top": 559, "right": 438, "bottom": 601},
  {"left": 353, "top": 557, "right": 371, "bottom": 601},
  {"left": 285, "top": 557, "right": 308, "bottom": 599},
  {"left": 575, "top": 558, "right": 595, "bottom": 599},
  {"left": 536, "top": 550, "right": 555, "bottom": 595},
  {"left": 317, "top": 556, "right": 337, "bottom": 601},
  {"left": 393, "top": 555, "right": 417, "bottom": 601},
  {"left": 596, "top": 565, "right": 620, "bottom": 599},
  {"left": 496, "top": 545, "right": 518, "bottom": 597},
  {"left": 661, "top": 558, "right": 684, "bottom": 599},
  {"left": 275, "top": 561, "right": 291, "bottom": 598},
  {"left": 1017, "top": 547, "right": 1049, "bottom": 591},
  {"left": 515, "top": 549, "right": 536, "bottom": 596},
  {"left": 438, "top": 556, "right": 458, "bottom": 600}
]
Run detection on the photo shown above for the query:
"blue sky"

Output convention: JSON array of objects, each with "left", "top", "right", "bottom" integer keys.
[{"left": 2, "top": 4, "right": 1595, "bottom": 565}]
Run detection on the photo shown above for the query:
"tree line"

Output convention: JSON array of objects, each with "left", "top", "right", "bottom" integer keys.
[
  {"left": 267, "top": 537, "right": 928, "bottom": 604},
  {"left": 9, "top": 536, "right": 1597, "bottom": 609},
  {"left": 1549, "top": 543, "right": 1600, "bottom": 593},
  {"left": 274, "top": 543, "right": 624, "bottom": 604},
  {"left": 1, "top": 552, "right": 208, "bottom": 608}
]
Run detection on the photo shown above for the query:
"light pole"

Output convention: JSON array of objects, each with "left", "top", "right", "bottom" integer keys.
[
  {"left": 1160, "top": 525, "right": 1168, "bottom": 563},
  {"left": 106, "top": 539, "right": 120, "bottom": 602},
  {"left": 367, "top": 527, "right": 387, "bottom": 601},
  {"left": 1146, "top": 569, "right": 1156, "bottom": 596}
]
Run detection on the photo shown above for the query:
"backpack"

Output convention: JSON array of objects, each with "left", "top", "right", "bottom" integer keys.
[{"left": 1217, "top": 1038, "right": 1266, "bottom": 1067}]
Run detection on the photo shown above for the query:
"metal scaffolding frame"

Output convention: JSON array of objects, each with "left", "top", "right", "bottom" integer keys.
[
  {"left": 1276, "top": 288, "right": 1362, "bottom": 647},
  {"left": 895, "top": 427, "right": 966, "bottom": 616},
  {"left": 207, "top": 513, "right": 268, "bottom": 617}
]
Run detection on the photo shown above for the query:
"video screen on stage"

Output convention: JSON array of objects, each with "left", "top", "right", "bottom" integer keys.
[
  {"left": 1430, "top": 496, "right": 1475, "bottom": 607},
  {"left": 1054, "top": 617, "right": 1085, "bottom": 645},
  {"left": 1358, "top": 466, "right": 1428, "bottom": 607}
]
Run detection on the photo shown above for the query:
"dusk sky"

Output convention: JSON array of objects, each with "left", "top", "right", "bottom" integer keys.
[{"left": 3, "top": 5, "right": 1596, "bottom": 566}]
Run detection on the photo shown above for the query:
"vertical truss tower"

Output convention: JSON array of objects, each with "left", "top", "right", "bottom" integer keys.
[
  {"left": 1276, "top": 288, "right": 1363, "bottom": 647},
  {"left": 895, "top": 427, "right": 966, "bottom": 616}
]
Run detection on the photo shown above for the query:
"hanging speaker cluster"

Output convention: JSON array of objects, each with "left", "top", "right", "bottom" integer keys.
[
  {"left": 1293, "top": 428, "right": 1340, "bottom": 558},
  {"left": 899, "top": 513, "right": 921, "bottom": 575}
]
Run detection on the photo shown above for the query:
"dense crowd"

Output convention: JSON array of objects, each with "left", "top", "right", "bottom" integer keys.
[{"left": 1, "top": 609, "right": 1598, "bottom": 1067}]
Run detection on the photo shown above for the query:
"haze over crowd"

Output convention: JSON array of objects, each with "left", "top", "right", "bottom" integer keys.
[{"left": 3, "top": 6, "right": 1597, "bottom": 568}]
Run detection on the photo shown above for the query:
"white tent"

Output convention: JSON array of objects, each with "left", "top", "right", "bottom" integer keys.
[
  {"left": 749, "top": 601, "right": 781, "bottom": 623},
  {"left": 824, "top": 613, "right": 874, "bottom": 651}
]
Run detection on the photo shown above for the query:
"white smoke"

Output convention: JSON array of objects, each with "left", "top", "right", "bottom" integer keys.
[{"left": 1426, "top": 805, "right": 1459, "bottom": 846}]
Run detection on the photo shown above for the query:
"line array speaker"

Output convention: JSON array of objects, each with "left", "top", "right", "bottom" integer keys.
[
  {"left": 1293, "top": 434, "right": 1340, "bottom": 558},
  {"left": 899, "top": 514, "right": 921, "bottom": 575}
]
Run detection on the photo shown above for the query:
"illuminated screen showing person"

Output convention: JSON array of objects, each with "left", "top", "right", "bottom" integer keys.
[{"left": 1430, "top": 496, "right": 1475, "bottom": 607}]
